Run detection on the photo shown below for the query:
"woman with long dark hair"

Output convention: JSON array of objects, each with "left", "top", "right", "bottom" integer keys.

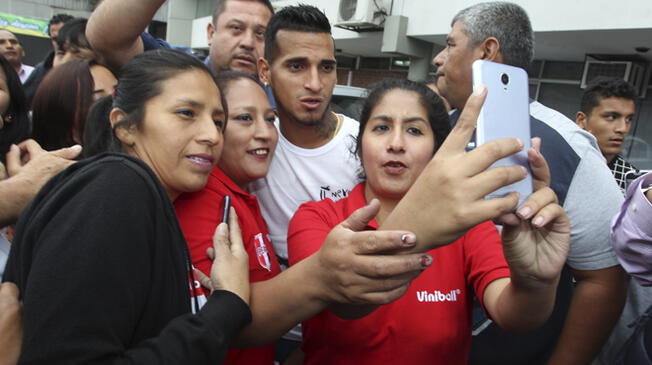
[
  {"left": 287, "top": 79, "right": 571, "bottom": 365},
  {"left": 3, "top": 49, "right": 251, "bottom": 363},
  {"left": 0, "top": 54, "right": 29, "bottom": 166},
  {"left": 31, "top": 58, "right": 116, "bottom": 151}
]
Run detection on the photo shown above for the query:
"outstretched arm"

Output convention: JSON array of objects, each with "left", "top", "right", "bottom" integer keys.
[
  {"left": 0, "top": 283, "right": 21, "bottom": 365},
  {"left": 0, "top": 140, "right": 80, "bottom": 227},
  {"left": 200, "top": 201, "right": 429, "bottom": 347},
  {"left": 86, "top": 0, "right": 165, "bottom": 70}
]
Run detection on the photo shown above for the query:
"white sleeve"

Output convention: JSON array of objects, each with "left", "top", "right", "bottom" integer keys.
[{"left": 563, "top": 143, "right": 624, "bottom": 270}]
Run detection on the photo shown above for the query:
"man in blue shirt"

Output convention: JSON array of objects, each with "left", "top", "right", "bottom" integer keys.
[{"left": 87, "top": 0, "right": 273, "bottom": 77}]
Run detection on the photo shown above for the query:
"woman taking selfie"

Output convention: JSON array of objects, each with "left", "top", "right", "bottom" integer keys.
[
  {"left": 3, "top": 49, "right": 251, "bottom": 363},
  {"left": 287, "top": 79, "right": 571, "bottom": 365}
]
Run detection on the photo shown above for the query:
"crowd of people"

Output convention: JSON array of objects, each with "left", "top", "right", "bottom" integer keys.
[{"left": 0, "top": 1, "right": 650, "bottom": 364}]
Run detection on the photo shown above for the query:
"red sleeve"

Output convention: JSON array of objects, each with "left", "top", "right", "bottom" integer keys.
[
  {"left": 175, "top": 190, "right": 224, "bottom": 295},
  {"left": 463, "top": 221, "right": 510, "bottom": 309},
  {"left": 287, "top": 200, "right": 339, "bottom": 266}
]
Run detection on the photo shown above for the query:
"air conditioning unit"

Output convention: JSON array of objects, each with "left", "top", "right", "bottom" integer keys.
[
  {"left": 581, "top": 58, "right": 648, "bottom": 97},
  {"left": 335, "top": 0, "right": 384, "bottom": 30}
]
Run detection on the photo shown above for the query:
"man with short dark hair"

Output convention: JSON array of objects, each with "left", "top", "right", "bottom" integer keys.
[
  {"left": 432, "top": 2, "right": 626, "bottom": 364},
  {"left": 48, "top": 13, "right": 74, "bottom": 51},
  {"left": 23, "top": 13, "right": 73, "bottom": 105},
  {"left": 0, "top": 29, "right": 33, "bottom": 83},
  {"left": 577, "top": 78, "right": 652, "bottom": 365},
  {"left": 250, "top": 5, "right": 362, "bottom": 360},
  {"left": 576, "top": 77, "right": 638, "bottom": 192},
  {"left": 87, "top": 0, "right": 273, "bottom": 77}
]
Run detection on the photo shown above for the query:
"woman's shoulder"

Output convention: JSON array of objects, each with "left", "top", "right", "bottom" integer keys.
[
  {"left": 30, "top": 153, "right": 169, "bottom": 215},
  {"left": 61, "top": 153, "right": 162, "bottom": 192}
]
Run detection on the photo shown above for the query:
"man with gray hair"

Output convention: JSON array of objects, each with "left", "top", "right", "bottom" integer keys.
[{"left": 433, "top": 2, "right": 626, "bottom": 364}]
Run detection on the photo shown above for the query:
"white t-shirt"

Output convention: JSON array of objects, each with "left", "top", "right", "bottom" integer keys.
[{"left": 249, "top": 114, "right": 362, "bottom": 262}]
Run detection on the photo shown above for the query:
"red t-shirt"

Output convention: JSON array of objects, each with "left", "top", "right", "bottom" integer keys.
[
  {"left": 287, "top": 183, "right": 510, "bottom": 365},
  {"left": 175, "top": 167, "right": 281, "bottom": 365}
]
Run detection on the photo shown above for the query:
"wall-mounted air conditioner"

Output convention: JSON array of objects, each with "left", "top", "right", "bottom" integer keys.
[
  {"left": 335, "top": 0, "right": 385, "bottom": 30},
  {"left": 581, "top": 58, "right": 648, "bottom": 98}
]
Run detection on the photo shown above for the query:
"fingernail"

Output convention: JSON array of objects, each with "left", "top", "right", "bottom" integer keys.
[
  {"left": 70, "top": 145, "right": 82, "bottom": 152},
  {"left": 533, "top": 215, "right": 544, "bottom": 227},
  {"left": 517, "top": 206, "right": 531, "bottom": 219},
  {"left": 473, "top": 85, "right": 486, "bottom": 95},
  {"left": 420, "top": 255, "right": 433, "bottom": 268},
  {"left": 401, "top": 233, "right": 416, "bottom": 246},
  {"left": 217, "top": 223, "right": 228, "bottom": 236},
  {"left": 516, "top": 138, "right": 524, "bottom": 149}
]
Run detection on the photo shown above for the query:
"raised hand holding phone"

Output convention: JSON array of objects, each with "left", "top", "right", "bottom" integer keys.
[{"left": 383, "top": 87, "right": 530, "bottom": 252}]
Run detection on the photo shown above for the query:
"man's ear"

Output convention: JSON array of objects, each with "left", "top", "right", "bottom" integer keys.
[
  {"left": 479, "top": 37, "right": 502, "bottom": 62},
  {"left": 109, "top": 108, "right": 135, "bottom": 147},
  {"left": 206, "top": 22, "right": 215, "bottom": 47},
  {"left": 258, "top": 57, "right": 271, "bottom": 86},
  {"left": 576, "top": 111, "right": 588, "bottom": 130}
]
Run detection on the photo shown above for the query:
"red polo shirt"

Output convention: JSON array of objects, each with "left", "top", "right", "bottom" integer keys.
[
  {"left": 176, "top": 167, "right": 281, "bottom": 365},
  {"left": 287, "top": 183, "right": 510, "bottom": 365}
]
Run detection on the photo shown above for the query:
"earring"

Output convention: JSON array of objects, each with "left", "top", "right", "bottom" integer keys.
[{"left": 3, "top": 114, "right": 12, "bottom": 123}]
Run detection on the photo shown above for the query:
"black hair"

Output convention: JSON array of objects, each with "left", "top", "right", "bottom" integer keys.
[
  {"left": 48, "top": 13, "right": 74, "bottom": 37},
  {"left": 215, "top": 70, "right": 266, "bottom": 105},
  {"left": 0, "top": 54, "right": 29, "bottom": 164},
  {"left": 111, "top": 49, "right": 226, "bottom": 151},
  {"left": 56, "top": 18, "right": 91, "bottom": 52},
  {"left": 580, "top": 77, "right": 638, "bottom": 116},
  {"left": 82, "top": 95, "right": 114, "bottom": 158},
  {"left": 31, "top": 59, "right": 94, "bottom": 151},
  {"left": 212, "top": 0, "right": 274, "bottom": 25},
  {"left": 355, "top": 79, "right": 451, "bottom": 159},
  {"left": 264, "top": 4, "right": 331, "bottom": 63}
]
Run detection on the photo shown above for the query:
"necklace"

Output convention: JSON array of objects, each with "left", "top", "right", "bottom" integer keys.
[{"left": 331, "top": 112, "right": 343, "bottom": 139}]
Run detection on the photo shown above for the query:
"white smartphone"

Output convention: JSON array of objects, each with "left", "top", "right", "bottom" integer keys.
[{"left": 472, "top": 59, "right": 532, "bottom": 206}]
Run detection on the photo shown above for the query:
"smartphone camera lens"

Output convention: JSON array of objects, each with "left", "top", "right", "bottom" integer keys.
[{"left": 501, "top": 73, "right": 509, "bottom": 85}]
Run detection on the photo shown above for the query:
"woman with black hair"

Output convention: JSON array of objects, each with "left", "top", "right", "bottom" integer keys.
[
  {"left": 0, "top": 52, "right": 32, "bottom": 272},
  {"left": 287, "top": 79, "right": 571, "bottom": 365},
  {"left": 3, "top": 49, "right": 251, "bottom": 364},
  {"left": 0, "top": 54, "right": 29, "bottom": 165},
  {"left": 31, "top": 59, "right": 116, "bottom": 151}
]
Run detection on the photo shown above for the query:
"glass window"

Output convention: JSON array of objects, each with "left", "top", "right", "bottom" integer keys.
[
  {"left": 541, "top": 61, "right": 584, "bottom": 80},
  {"left": 359, "top": 57, "right": 391, "bottom": 70},
  {"left": 526, "top": 60, "right": 543, "bottom": 78},
  {"left": 537, "top": 83, "right": 583, "bottom": 120},
  {"left": 623, "top": 90, "right": 652, "bottom": 169}
]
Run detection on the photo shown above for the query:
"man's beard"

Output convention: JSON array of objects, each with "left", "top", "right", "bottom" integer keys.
[{"left": 280, "top": 103, "right": 337, "bottom": 139}]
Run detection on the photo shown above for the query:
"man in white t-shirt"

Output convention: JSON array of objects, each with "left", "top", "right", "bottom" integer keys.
[
  {"left": 250, "top": 5, "right": 362, "bottom": 361},
  {"left": 252, "top": 5, "right": 361, "bottom": 270}
]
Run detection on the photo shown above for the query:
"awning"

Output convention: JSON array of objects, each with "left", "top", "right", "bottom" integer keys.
[{"left": 0, "top": 12, "right": 49, "bottom": 38}]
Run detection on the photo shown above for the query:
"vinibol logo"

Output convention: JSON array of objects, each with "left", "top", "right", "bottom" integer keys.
[{"left": 416, "top": 289, "right": 462, "bottom": 303}]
